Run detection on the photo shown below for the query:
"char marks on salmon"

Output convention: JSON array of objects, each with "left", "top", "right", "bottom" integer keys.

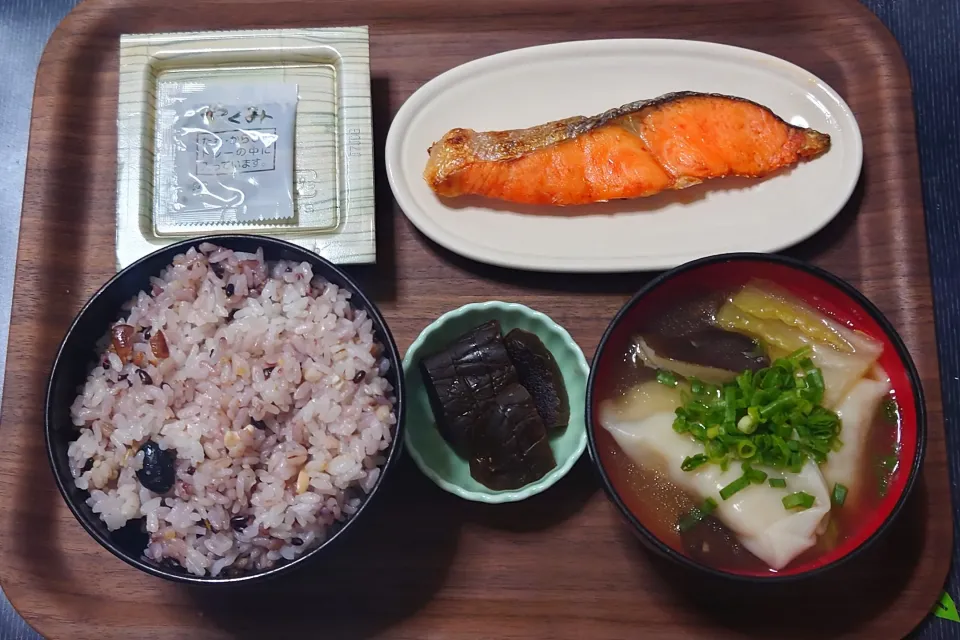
[{"left": 424, "top": 91, "right": 831, "bottom": 207}]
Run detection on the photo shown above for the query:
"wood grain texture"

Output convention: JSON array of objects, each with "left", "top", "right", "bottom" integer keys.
[{"left": 0, "top": 0, "right": 950, "bottom": 638}]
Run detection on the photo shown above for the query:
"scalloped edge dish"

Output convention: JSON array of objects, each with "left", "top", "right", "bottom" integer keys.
[{"left": 402, "top": 301, "right": 589, "bottom": 503}]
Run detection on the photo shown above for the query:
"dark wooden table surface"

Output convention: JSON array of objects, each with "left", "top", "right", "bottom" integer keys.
[{"left": 0, "top": 0, "right": 958, "bottom": 638}]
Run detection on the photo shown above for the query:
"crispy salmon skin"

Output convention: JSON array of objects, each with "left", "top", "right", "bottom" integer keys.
[{"left": 423, "top": 91, "right": 831, "bottom": 207}]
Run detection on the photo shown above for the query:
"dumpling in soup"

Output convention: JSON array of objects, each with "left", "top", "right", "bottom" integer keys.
[
  {"left": 821, "top": 372, "right": 892, "bottom": 501},
  {"left": 600, "top": 382, "right": 831, "bottom": 571}
]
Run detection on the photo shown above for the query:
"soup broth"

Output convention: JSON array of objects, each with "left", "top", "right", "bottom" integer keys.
[{"left": 594, "top": 279, "right": 903, "bottom": 576}]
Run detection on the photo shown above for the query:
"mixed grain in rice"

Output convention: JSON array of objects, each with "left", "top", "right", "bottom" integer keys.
[{"left": 68, "top": 243, "right": 397, "bottom": 577}]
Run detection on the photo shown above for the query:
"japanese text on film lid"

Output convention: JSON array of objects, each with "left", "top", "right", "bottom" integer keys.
[{"left": 154, "top": 80, "right": 298, "bottom": 228}]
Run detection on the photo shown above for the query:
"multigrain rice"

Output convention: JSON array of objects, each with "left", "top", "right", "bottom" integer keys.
[{"left": 67, "top": 243, "right": 396, "bottom": 577}]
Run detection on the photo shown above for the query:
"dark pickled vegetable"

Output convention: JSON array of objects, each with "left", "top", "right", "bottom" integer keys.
[
  {"left": 136, "top": 440, "right": 176, "bottom": 494},
  {"left": 419, "top": 320, "right": 518, "bottom": 455},
  {"left": 230, "top": 515, "right": 251, "bottom": 531},
  {"left": 264, "top": 366, "right": 275, "bottom": 379},
  {"left": 137, "top": 369, "right": 153, "bottom": 385},
  {"left": 150, "top": 330, "right": 170, "bottom": 359},
  {"left": 469, "top": 383, "right": 556, "bottom": 491},
  {"left": 82, "top": 458, "right": 95, "bottom": 473},
  {"left": 503, "top": 328, "right": 570, "bottom": 430},
  {"left": 353, "top": 370, "right": 366, "bottom": 384},
  {"left": 225, "top": 283, "right": 235, "bottom": 297},
  {"left": 211, "top": 261, "right": 226, "bottom": 279},
  {"left": 110, "top": 324, "right": 136, "bottom": 363},
  {"left": 291, "top": 537, "right": 304, "bottom": 546}
]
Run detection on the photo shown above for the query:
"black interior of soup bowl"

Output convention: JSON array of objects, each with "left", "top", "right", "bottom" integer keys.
[
  {"left": 44, "top": 234, "right": 405, "bottom": 584},
  {"left": 586, "top": 252, "right": 925, "bottom": 582}
]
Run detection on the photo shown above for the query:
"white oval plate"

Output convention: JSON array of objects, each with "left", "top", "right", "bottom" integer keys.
[{"left": 385, "top": 39, "right": 862, "bottom": 272}]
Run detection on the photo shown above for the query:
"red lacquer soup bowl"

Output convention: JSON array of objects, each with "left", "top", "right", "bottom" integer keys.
[{"left": 585, "top": 253, "right": 925, "bottom": 581}]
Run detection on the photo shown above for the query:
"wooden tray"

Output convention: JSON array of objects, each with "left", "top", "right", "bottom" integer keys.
[{"left": 0, "top": 0, "right": 950, "bottom": 638}]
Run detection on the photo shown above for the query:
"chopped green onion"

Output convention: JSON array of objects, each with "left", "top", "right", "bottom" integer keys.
[
  {"left": 760, "top": 394, "right": 794, "bottom": 417},
  {"left": 745, "top": 466, "right": 767, "bottom": 484},
  {"left": 737, "top": 440, "right": 758, "bottom": 459},
  {"left": 724, "top": 387, "right": 737, "bottom": 424},
  {"left": 832, "top": 483, "right": 848, "bottom": 506},
  {"left": 768, "top": 478, "right": 787, "bottom": 488},
  {"left": 737, "top": 372, "right": 753, "bottom": 396},
  {"left": 782, "top": 491, "right": 816, "bottom": 510},
  {"left": 719, "top": 474, "right": 752, "bottom": 500},
  {"left": 877, "top": 446, "right": 901, "bottom": 497},
  {"left": 656, "top": 369, "right": 678, "bottom": 387},
  {"left": 681, "top": 454, "right": 709, "bottom": 472},
  {"left": 705, "top": 439, "right": 726, "bottom": 459},
  {"left": 737, "top": 414, "right": 757, "bottom": 434},
  {"left": 669, "top": 356, "right": 840, "bottom": 478},
  {"left": 677, "top": 497, "right": 719, "bottom": 533},
  {"left": 806, "top": 369, "right": 825, "bottom": 396}
]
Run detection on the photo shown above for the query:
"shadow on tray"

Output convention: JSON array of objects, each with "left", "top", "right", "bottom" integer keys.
[
  {"left": 189, "top": 456, "right": 459, "bottom": 640},
  {"left": 189, "top": 459, "right": 598, "bottom": 638},
  {"left": 631, "top": 471, "right": 927, "bottom": 638},
  {"left": 457, "top": 456, "right": 598, "bottom": 533},
  {"left": 784, "top": 163, "right": 866, "bottom": 267},
  {"left": 414, "top": 228, "right": 656, "bottom": 296}
]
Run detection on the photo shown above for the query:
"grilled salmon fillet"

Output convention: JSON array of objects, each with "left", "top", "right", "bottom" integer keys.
[{"left": 424, "top": 91, "right": 831, "bottom": 207}]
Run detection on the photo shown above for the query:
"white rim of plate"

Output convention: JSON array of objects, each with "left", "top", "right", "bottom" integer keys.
[{"left": 385, "top": 38, "right": 864, "bottom": 273}]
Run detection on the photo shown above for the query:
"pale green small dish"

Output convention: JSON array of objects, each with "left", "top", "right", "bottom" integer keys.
[{"left": 402, "top": 301, "right": 589, "bottom": 503}]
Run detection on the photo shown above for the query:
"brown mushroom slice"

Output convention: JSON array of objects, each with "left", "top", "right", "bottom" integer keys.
[{"left": 632, "top": 335, "right": 738, "bottom": 385}]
